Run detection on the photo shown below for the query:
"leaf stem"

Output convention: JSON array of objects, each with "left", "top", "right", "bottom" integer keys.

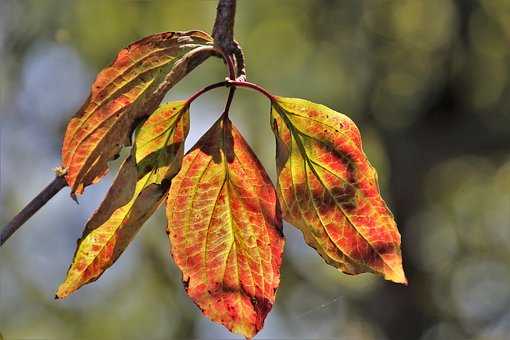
[
  {"left": 1, "top": 175, "right": 67, "bottom": 247},
  {"left": 184, "top": 80, "right": 228, "bottom": 107},
  {"left": 228, "top": 80, "right": 276, "bottom": 102},
  {"left": 213, "top": 47, "right": 236, "bottom": 80},
  {"left": 222, "top": 87, "right": 236, "bottom": 118},
  {"left": 184, "top": 80, "right": 275, "bottom": 109}
]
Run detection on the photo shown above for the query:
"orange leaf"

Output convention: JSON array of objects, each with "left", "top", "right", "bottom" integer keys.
[
  {"left": 166, "top": 117, "right": 284, "bottom": 338},
  {"left": 61, "top": 30, "right": 212, "bottom": 197},
  {"left": 271, "top": 97, "right": 406, "bottom": 284},
  {"left": 56, "top": 101, "right": 189, "bottom": 299}
]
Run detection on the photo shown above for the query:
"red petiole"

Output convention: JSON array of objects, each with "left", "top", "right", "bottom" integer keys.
[
  {"left": 185, "top": 47, "right": 276, "bottom": 112},
  {"left": 184, "top": 81, "right": 228, "bottom": 107},
  {"left": 185, "top": 80, "right": 275, "bottom": 109},
  {"left": 227, "top": 80, "right": 276, "bottom": 101}
]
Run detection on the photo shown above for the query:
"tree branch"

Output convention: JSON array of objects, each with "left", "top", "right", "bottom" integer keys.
[
  {"left": 1, "top": 175, "right": 66, "bottom": 246},
  {"left": 212, "top": 0, "right": 236, "bottom": 53},
  {"left": 212, "top": 0, "right": 246, "bottom": 80}
]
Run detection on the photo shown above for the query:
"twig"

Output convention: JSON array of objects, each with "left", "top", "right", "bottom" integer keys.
[
  {"left": 212, "top": 0, "right": 236, "bottom": 53},
  {"left": 212, "top": 0, "right": 246, "bottom": 80},
  {"left": 1, "top": 175, "right": 67, "bottom": 246}
]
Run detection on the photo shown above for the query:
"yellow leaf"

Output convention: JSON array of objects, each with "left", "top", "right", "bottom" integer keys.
[{"left": 56, "top": 101, "right": 189, "bottom": 298}]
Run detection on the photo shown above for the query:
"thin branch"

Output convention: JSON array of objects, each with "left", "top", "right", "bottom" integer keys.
[
  {"left": 212, "top": 0, "right": 246, "bottom": 80},
  {"left": 1, "top": 175, "right": 67, "bottom": 246},
  {"left": 212, "top": 0, "right": 236, "bottom": 53}
]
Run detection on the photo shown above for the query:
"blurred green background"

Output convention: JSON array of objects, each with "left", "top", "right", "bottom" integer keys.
[{"left": 1, "top": 0, "right": 510, "bottom": 339}]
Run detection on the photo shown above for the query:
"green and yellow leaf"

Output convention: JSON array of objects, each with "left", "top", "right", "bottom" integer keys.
[
  {"left": 271, "top": 97, "right": 406, "bottom": 284},
  {"left": 61, "top": 30, "right": 212, "bottom": 196},
  {"left": 56, "top": 101, "right": 189, "bottom": 299},
  {"left": 166, "top": 117, "right": 284, "bottom": 338}
]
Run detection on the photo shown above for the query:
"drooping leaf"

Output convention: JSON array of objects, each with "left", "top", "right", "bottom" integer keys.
[
  {"left": 271, "top": 97, "right": 406, "bottom": 284},
  {"left": 61, "top": 30, "right": 212, "bottom": 196},
  {"left": 166, "top": 117, "right": 284, "bottom": 338},
  {"left": 56, "top": 101, "right": 189, "bottom": 299}
]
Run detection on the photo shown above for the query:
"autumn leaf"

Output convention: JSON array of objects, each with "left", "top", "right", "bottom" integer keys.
[
  {"left": 271, "top": 97, "right": 406, "bottom": 284},
  {"left": 56, "top": 101, "right": 189, "bottom": 299},
  {"left": 166, "top": 117, "right": 284, "bottom": 338},
  {"left": 61, "top": 30, "right": 212, "bottom": 197}
]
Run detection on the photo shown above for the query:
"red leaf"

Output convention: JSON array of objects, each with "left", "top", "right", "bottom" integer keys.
[
  {"left": 271, "top": 97, "right": 406, "bottom": 284},
  {"left": 61, "top": 31, "right": 212, "bottom": 196},
  {"left": 166, "top": 117, "right": 284, "bottom": 338}
]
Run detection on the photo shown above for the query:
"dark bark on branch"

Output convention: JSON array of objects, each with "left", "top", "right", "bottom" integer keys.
[
  {"left": 212, "top": 0, "right": 236, "bottom": 53},
  {"left": 212, "top": 0, "right": 246, "bottom": 79},
  {"left": 1, "top": 176, "right": 66, "bottom": 246}
]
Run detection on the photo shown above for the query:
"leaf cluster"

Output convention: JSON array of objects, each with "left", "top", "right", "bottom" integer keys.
[{"left": 22, "top": 29, "right": 407, "bottom": 338}]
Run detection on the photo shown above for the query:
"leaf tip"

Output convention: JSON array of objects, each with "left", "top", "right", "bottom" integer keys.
[
  {"left": 70, "top": 192, "right": 79, "bottom": 204},
  {"left": 384, "top": 263, "right": 408, "bottom": 286},
  {"left": 54, "top": 291, "right": 70, "bottom": 300},
  {"left": 55, "top": 283, "right": 73, "bottom": 300}
]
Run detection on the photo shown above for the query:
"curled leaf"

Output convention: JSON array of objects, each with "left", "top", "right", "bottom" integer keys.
[
  {"left": 166, "top": 117, "right": 284, "bottom": 338},
  {"left": 56, "top": 101, "right": 189, "bottom": 299},
  {"left": 271, "top": 97, "right": 406, "bottom": 284},
  {"left": 61, "top": 30, "right": 212, "bottom": 196}
]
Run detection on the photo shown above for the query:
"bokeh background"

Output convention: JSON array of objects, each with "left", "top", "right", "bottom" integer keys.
[{"left": 1, "top": 0, "right": 510, "bottom": 339}]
